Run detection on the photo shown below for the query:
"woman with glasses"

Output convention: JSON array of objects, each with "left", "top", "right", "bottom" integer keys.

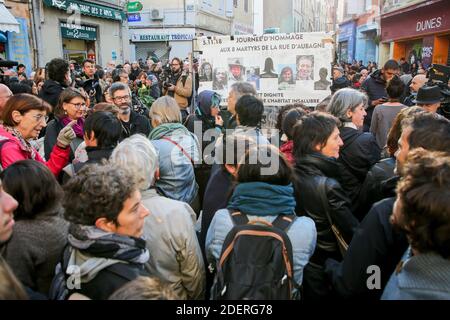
[
  {"left": 0, "top": 94, "right": 75, "bottom": 176},
  {"left": 44, "top": 88, "right": 87, "bottom": 163}
]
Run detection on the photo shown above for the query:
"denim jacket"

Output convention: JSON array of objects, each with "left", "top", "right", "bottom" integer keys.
[
  {"left": 205, "top": 209, "right": 317, "bottom": 296},
  {"left": 151, "top": 128, "right": 200, "bottom": 204}
]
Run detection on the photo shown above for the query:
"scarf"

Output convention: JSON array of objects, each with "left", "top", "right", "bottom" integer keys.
[
  {"left": 148, "top": 122, "right": 191, "bottom": 140},
  {"left": 61, "top": 116, "right": 85, "bottom": 138},
  {"left": 228, "top": 182, "right": 296, "bottom": 216},
  {"left": 280, "top": 140, "right": 295, "bottom": 165},
  {"left": 2, "top": 125, "right": 37, "bottom": 159}
]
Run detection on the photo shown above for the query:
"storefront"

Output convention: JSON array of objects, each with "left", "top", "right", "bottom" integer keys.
[
  {"left": 338, "top": 20, "right": 356, "bottom": 63},
  {"left": 38, "top": 0, "right": 127, "bottom": 67},
  {"left": 381, "top": 0, "right": 450, "bottom": 68},
  {"left": 130, "top": 28, "right": 196, "bottom": 62},
  {"left": 0, "top": 0, "right": 32, "bottom": 74},
  {"left": 61, "top": 22, "right": 97, "bottom": 64},
  {"left": 355, "top": 22, "right": 378, "bottom": 65}
]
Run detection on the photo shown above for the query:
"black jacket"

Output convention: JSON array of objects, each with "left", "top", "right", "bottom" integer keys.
[
  {"left": 355, "top": 157, "right": 396, "bottom": 220},
  {"left": 293, "top": 153, "right": 359, "bottom": 265},
  {"left": 44, "top": 119, "right": 83, "bottom": 162},
  {"left": 325, "top": 197, "right": 408, "bottom": 300},
  {"left": 361, "top": 70, "right": 388, "bottom": 132},
  {"left": 337, "top": 126, "right": 381, "bottom": 211},
  {"left": 59, "top": 245, "right": 149, "bottom": 300},
  {"left": 39, "top": 80, "right": 66, "bottom": 108},
  {"left": 73, "top": 147, "right": 114, "bottom": 173},
  {"left": 120, "top": 110, "right": 151, "bottom": 140}
]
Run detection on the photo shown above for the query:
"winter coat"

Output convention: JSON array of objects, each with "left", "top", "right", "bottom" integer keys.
[
  {"left": 293, "top": 153, "right": 359, "bottom": 263},
  {"left": 355, "top": 157, "right": 396, "bottom": 220},
  {"left": 44, "top": 119, "right": 83, "bottom": 162},
  {"left": 325, "top": 197, "right": 408, "bottom": 300},
  {"left": 1, "top": 213, "right": 69, "bottom": 296},
  {"left": 382, "top": 247, "right": 450, "bottom": 300},
  {"left": 58, "top": 225, "right": 150, "bottom": 300},
  {"left": 0, "top": 126, "right": 70, "bottom": 177},
  {"left": 205, "top": 182, "right": 317, "bottom": 296},
  {"left": 151, "top": 127, "right": 200, "bottom": 204},
  {"left": 361, "top": 70, "right": 388, "bottom": 131},
  {"left": 38, "top": 80, "right": 66, "bottom": 108},
  {"left": 120, "top": 110, "right": 151, "bottom": 139},
  {"left": 337, "top": 126, "right": 381, "bottom": 210},
  {"left": 293, "top": 153, "right": 359, "bottom": 300},
  {"left": 141, "top": 188, "right": 205, "bottom": 300},
  {"left": 73, "top": 147, "right": 115, "bottom": 173},
  {"left": 162, "top": 72, "right": 192, "bottom": 109}
]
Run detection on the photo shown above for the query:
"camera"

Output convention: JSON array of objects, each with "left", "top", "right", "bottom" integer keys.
[{"left": 427, "top": 64, "right": 450, "bottom": 120}]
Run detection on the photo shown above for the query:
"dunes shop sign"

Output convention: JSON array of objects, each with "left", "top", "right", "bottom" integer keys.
[
  {"left": 44, "top": 0, "right": 126, "bottom": 21},
  {"left": 61, "top": 23, "right": 97, "bottom": 41}
]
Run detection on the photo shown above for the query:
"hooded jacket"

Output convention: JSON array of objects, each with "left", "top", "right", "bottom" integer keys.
[{"left": 38, "top": 79, "right": 66, "bottom": 108}]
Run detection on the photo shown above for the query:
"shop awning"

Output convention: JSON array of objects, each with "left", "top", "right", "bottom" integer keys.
[{"left": 0, "top": 0, "right": 20, "bottom": 33}]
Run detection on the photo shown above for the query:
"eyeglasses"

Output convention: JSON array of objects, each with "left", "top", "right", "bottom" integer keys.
[
  {"left": 67, "top": 102, "right": 87, "bottom": 109},
  {"left": 113, "top": 95, "right": 131, "bottom": 102},
  {"left": 31, "top": 114, "right": 49, "bottom": 123}
]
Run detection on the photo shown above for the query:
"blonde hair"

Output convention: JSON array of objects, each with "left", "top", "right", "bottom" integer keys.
[
  {"left": 108, "top": 277, "right": 178, "bottom": 300},
  {"left": 149, "top": 96, "right": 181, "bottom": 124}
]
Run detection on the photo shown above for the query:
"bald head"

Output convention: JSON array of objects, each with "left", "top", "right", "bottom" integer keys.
[
  {"left": 0, "top": 84, "right": 13, "bottom": 115},
  {"left": 410, "top": 74, "right": 428, "bottom": 93}
]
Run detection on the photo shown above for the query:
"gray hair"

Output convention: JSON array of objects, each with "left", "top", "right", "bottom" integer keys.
[
  {"left": 327, "top": 88, "right": 368, "bottom": 123},
  {"left": 110, "top": 134, "right": 158, "bottom": 191},
  {"left": 230, "top": 82, "right": 257, "bottom": 101},
  {"left": 109, "top": 82, "right": 131, "bottom": 99}
]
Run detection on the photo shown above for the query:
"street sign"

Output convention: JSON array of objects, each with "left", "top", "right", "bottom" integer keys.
[
  {"left": 127, "top": 1, "right": 143, "bottom": 13},
  {"left": 128, "top": 13, "right": 141, "bottom": 22}
]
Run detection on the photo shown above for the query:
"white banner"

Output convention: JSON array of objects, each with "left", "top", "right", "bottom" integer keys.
[{"left": 196, "top": 32, "right": 335, "bottom": 108}]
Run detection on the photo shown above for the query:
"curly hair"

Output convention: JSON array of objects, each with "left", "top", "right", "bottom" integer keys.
[
  {"left": 63, "top": 163, "right": 138, "bottom": 226},
  {"left": 395, "top": 149, "right": 450, "bottom": 258}
]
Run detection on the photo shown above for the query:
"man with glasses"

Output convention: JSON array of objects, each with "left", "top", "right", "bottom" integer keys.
[
  {"left": 162, "top": 57, "right": 192, "bottom": 123},
  {"left": 109, "top": 82, "right": 150, "bottom": 139},
  {"left": 0, "top": 84, "right": 13, "bottom": 119}
]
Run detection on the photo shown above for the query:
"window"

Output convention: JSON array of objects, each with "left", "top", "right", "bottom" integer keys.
[
  {"left": 233, "top": 0, "right": 238, "bottom": 8},
  {"left": 365, "top": 0, "right": 372, "bottom": 11},
  {"left": 244, "top": 0, "right": 248, "bottom": 13}
]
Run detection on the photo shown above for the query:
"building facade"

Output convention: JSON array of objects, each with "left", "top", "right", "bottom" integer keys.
[
  {"left": 127, "top": 0, "right": 254, "bottom": 63},
  {"left": 34, "top": 0, "right": 128, "bottom": 67},
  {"left": 1, "top": 0, "right": 33, "bottom": 74},
  {"left": 264, "top": 0, "right": 330, "bottom": 34},
  {"left": 338, "top": 0, "right": 381, "bottom": 65},
  {"left": 380, "top": 0, "right": 450, "bottom": 68}
]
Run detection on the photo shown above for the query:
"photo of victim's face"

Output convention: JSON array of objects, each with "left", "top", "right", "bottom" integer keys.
[
  {"left": 227, "top": 58, "right": 245, "bottom": 81},
  {"left": 296, "top": 55, "right": 314, "bottom": 80}
]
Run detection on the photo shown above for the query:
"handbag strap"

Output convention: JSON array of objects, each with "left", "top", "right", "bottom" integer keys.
[
  {"left": 161, "top": 136, "right": 194, "bottom": 164},
  {"left": 317, "top": 176, "right": 334, "bottom": 227}
]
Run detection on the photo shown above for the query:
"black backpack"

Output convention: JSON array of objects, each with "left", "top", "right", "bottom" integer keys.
[{"left": 212, "top": 211, "right": 297, "bottom": 300}]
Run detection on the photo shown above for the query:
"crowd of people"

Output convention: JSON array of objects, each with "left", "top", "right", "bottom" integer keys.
[{"left": 0, "top": 54, "right": 449, "bottom": 301}]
